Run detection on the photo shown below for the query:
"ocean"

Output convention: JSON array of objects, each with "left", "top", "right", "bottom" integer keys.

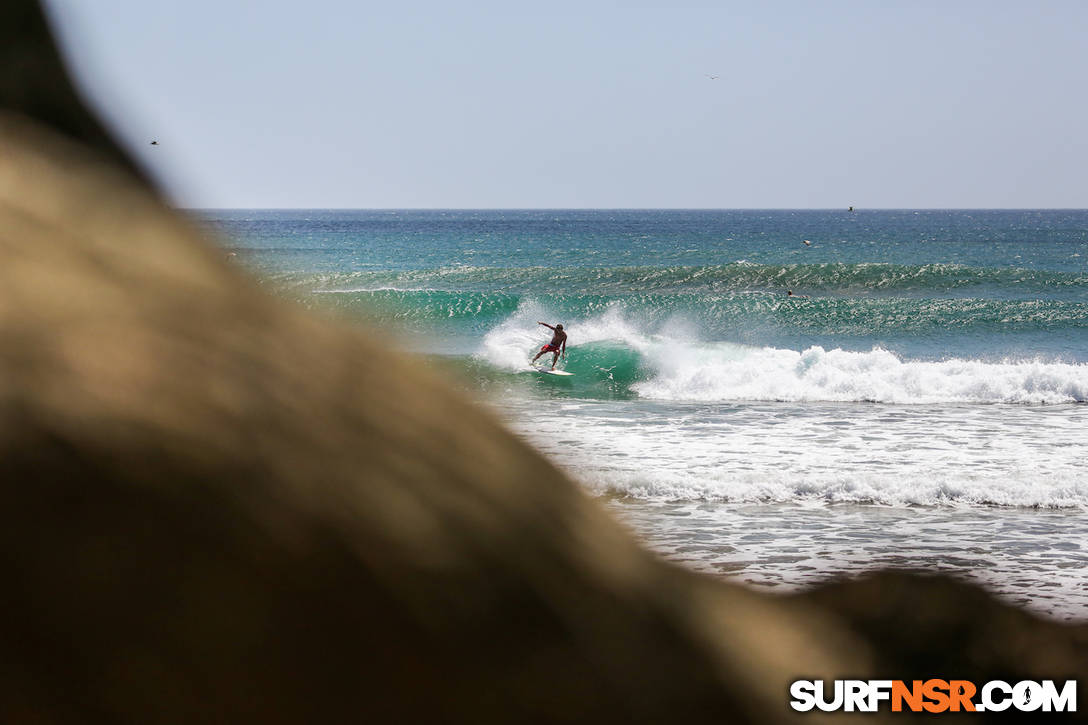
[{"left": 203, "top": 209, "right": 1088, "bottom": 620}]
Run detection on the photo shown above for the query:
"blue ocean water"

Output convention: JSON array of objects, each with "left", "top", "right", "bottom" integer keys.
[
  {"left": 204, "top": 209, "right": 1088, "bottom": 618},
  {"left": 209, "top": 209, "right": 1088, "bottom": 364}
]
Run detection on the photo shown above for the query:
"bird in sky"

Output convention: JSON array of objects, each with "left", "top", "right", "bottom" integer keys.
[
  {"left": 150, "top": 140, "right": 159, "bottom": 146},
  {"left": 707, "top": 74, "right": 720, "bottom": 80}
]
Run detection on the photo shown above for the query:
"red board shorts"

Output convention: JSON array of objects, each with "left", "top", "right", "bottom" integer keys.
[{"left": 540, "top": 344, "right": 560, "bottom": 353}]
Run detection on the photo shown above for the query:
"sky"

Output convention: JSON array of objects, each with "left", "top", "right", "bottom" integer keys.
[{"left": 42, "top": 0, "right": 1088, "bottom": 209}]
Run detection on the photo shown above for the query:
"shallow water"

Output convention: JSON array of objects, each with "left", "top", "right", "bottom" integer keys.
[{"left": 608, "top": 500, "right": 1088, "bottom": 622}]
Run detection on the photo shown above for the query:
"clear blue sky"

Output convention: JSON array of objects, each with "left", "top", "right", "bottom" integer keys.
[{"left": 42, "top": 0, "right": 1088, "bottom": 208}]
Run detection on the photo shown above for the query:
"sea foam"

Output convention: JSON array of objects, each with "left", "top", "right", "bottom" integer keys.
[{"left": 635, "top": 345, "right": 1088, "bottom": 405}]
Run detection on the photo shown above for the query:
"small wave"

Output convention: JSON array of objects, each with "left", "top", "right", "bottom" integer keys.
[
  {"left": 267, "top": 262, "right": 1088, "bottom": 297},
  {"left": 313, "top": 289, "right": 522, "bottom": 323},
  {"left": 478, "top": 303, "right": 1088, "bottom": 405},
  {"left": 580, "top": 469, "right": 1088, "bottom": 508}
]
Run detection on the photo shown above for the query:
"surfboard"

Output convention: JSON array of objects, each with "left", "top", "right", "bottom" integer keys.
[{"left": 533, "top": 366, "right": 574, "bottom": 376}]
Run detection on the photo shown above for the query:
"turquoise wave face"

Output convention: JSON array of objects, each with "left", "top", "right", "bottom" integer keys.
[
  {"left": 450, "top": 339, "right": 652, "bottom": 398},
  {"left": 555, "top": 341, "right": 646, "bottom": 386},
  {"left": 440, "top": 341, "right": 649, "bottom": 400}
]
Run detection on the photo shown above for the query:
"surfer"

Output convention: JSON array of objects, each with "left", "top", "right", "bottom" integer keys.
[{"left": 532, "top": 322, "right": 567, "bottom": 370}]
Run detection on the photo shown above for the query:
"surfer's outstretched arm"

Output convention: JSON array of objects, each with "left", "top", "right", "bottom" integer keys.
[{"left": 537, "top": 321, "right": 555, "bottom": 330}]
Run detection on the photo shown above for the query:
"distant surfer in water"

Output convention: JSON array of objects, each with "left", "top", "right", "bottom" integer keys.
[{"left": 532, "top": 322, "right": 567, "bottom": 370}]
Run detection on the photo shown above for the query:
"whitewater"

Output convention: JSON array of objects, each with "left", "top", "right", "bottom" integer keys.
[{"left": 207, "top": 208, "right": 1088, "bottom": 620}]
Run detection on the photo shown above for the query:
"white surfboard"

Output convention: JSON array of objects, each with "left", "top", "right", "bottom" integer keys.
[{"left": 533, "top": 366, "right": 574, "bottom": 376}]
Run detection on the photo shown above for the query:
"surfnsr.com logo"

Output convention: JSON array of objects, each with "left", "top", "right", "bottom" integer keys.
[{"left": 790, "top": 679, "right": 1077, "bottom": 713}]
